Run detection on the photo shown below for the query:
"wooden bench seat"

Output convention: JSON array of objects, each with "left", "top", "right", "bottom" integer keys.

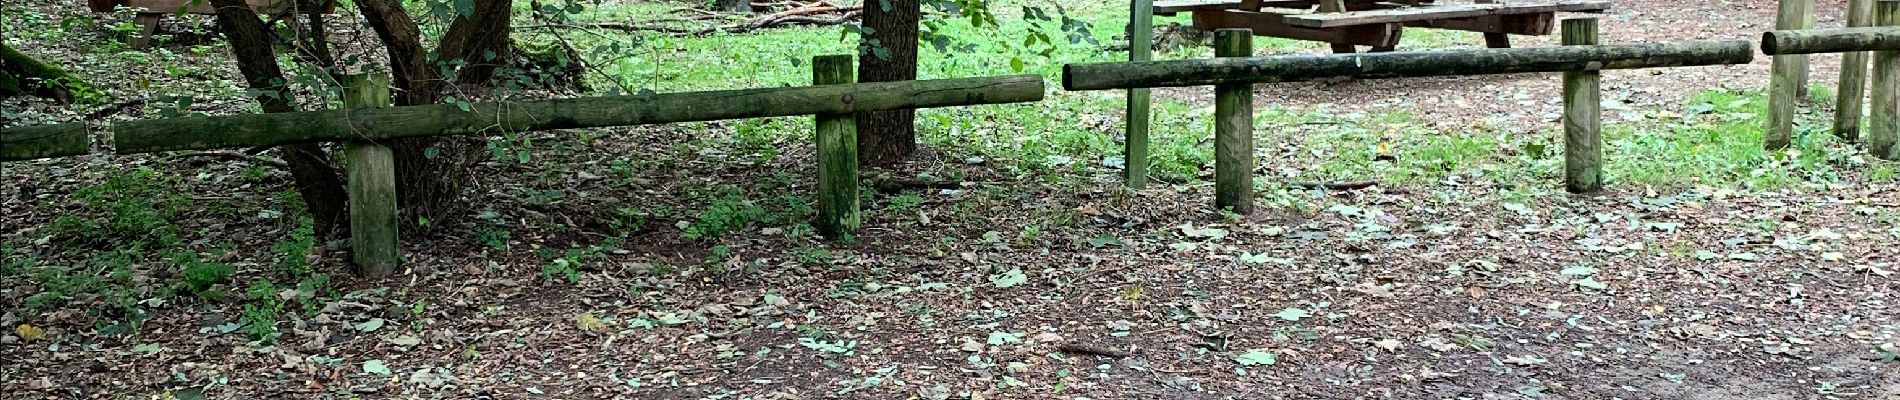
[
  {"left": 87, "top": 0, "right": 335, "bottom": 48},
  {"left": 1155, "top": 0, "right": 1439, "bottom": 15},
  {"left": 1281, "top": 0, "right": 1609, "bottom": 27}
]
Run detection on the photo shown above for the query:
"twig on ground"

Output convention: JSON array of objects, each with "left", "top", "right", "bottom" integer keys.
[
  {"left": 1058, "top": 343, "right": 1131, "bottom": 358},
  {"left": 174, "top": 151, "right": 289, "bottom": 168},
  {"left": 84, "top": 99, "right": 145, "bottom": 120},
  {"left": 871, "top": 177, "right": 966, "bottom": 192},
  {"left": 1291, "top": 180, "right": 1379, "bottom": 190}
]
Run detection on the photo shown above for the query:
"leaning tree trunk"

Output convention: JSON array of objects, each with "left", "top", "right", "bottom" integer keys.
[
  {"left": 208, "top": 0, "right": 351, "bottom": 238},
  {"left": 855, "top": 0, "right": 921, "bottom": 166},
  {"left": 0, "top": 42, "right": 92, "bottom": 103}
]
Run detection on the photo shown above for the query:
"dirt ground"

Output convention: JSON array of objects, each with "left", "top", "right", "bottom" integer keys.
[{"left": 5, "top": 0, "right": 1900, "bottom": 399}]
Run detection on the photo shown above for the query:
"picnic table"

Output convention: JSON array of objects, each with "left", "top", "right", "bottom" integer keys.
[
  {"left": 86, "top": 0, "right": 335, "bottom": 48},
  {"left": 1152, "top": 0, "right": 1610, "bottom": 52}
]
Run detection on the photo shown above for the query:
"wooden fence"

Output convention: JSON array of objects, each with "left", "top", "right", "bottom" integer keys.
[
  {"left": 1065, "top": 19, "right": 1754, "bottom": 212},
  {"left": 7, "top": 13, "right": 1900, "bottom": 272},
  {"left": 1762, "top": 0, "right": 1900, "bottom": 157},
  {"left": 0, "top": 55, "right": 1044, "bottom": 275}
]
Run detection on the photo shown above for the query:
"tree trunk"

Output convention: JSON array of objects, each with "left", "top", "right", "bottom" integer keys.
[
  {"left": 0, "top": 42, "right": 91, "bottom": 103},
  {"left": 208, "top": 0, "right": 351, "bottom": 238},
  {"left": 855, "top": 0, "right": 920, "bottom": 166},
  {"left": 353, "top": 0, "right": 438, "bottom": 106},
  {"left": 435, "top": 0, "right": 515, "bottom": 86},
  {"left": 715, "top": 0, "right": 752, "bottom": 13},
  {"left": 353, "top": 0, "right": 515, "bottom": 232}
]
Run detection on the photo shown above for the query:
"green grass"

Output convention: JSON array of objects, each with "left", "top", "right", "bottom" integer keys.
[
  {"left": 546, "top": 0, "right": 1877, "bottom": 193},
  {"left": 1291, "top": 88, "right": 1861, "bottom": 191}
]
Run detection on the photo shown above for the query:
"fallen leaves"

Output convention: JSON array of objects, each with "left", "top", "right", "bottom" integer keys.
[
  {"left": 1233, "top": 349, "right": 1277, "bottom": 366},
  {"left": 575, "top": 313, "right": 607, "bottom": 332},
  {"left": 353, "top": 318, "right": 386, "bottom": 333},
  {"left": 362, "top": 359, "right": 392, "bottom": 376},
  {"left": 988, "top": 268, "right": 1027, "bottom": 288},
  {"left": 15, "top": 324, "right": 45, "bottom": 341},
  {"left": 1274, "top": 308, "right": 1311, "bottom": 321}
]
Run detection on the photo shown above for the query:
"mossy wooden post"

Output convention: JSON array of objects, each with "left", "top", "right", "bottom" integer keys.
[
  {"left": 1872, "top": 0, "right": 1900, "bottom": 159},
  {"left": 1795, "top": 0, "right": 1815, "bottom": 98},
  {"left": 1125, "top": 0, "right": 1155, "bottom": 188},
  {"left": 1213, "top": 29, "right": 1254, "bottom": 214},
  {"left": 342, "top": 74, "right": 398, "bottom": 277},
  {"left": 1836, "top": 0, "right": 1876, "bottom": 140},
  {"left": 1561, "top": 18, "right": 1602, "bottom": 193},
  {"left": 812, "top": 55, "right": 860, "bottom": 238},
  {"left": 1767, "top": 0, "right": 1814, "bottom": 150}
]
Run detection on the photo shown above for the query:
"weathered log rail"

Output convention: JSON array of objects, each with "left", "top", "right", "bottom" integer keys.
[
  {"left": 1761, "top": 26, "right": 1900, "bottom": 55},
  {"left": 1066, "top": 22, "right": 1752, "bottom": 211},
  {"left": 2, "top": 75, "right": 1042, "bottom": 161},
  {"left": 1062, "top": 39, "right": 1753, "bottom": 91},
  {"left": 0, "top": 57, "right": 1044, "bottom": 275}
]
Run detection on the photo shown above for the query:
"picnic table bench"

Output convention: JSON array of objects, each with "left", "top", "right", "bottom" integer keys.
[
  {"left": 1153, "top": 0, "right": 1610, "bottom": 52},
  {"left": 86, "top": 0, "right": 335, "bottom": 48}
]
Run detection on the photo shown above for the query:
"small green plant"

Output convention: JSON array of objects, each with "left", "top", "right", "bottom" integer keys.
[
  {"left": 885, "top": 193, "right": 924, "bottom": 214},
  {"left": 476, "top": 227, "right": 512, "bottom": 251},
  {"left": 241, "top": 281, "right": 282, "bottom": 343},
  {"left": 705, "top": 245, "right": 732, "bottom": 265},
  {"left": 173, "top": 253, "right": 236, "bottom": 298},
  {"left": 273, "top": 221, "right": 317, "bottom": 277},
  {"left": 294, "top": 273, "right": 333, "bottom": 316},
  {"left": 1870, "top": 164, "right": 1897, "bottom": 182},
  {"left": 795, "top": 246, "right": 832, "bottom": 265},
  {"left": 541, "top": 246, "right": 600, "bottom": 283},
  {"left": 682, "top": 192, "right": 766, "bottom": 240}
]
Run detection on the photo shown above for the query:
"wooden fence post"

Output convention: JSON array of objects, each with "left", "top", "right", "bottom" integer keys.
[
  {"left": 342, "top": 74, "right": 398, "bottom": 277},
  {"left": 1872, "top": 0, "right": 1900, "bottom": 158},
  {"left": 1836, "top": 0, "right": 1876, "bottom": 141},
  {"left": 812, "top": 55, "right": 860, "bottom": 238},
  {"left": 1213, "top": 29, "right": 1254, "bottom": 214},
  {"left": 1125, "top": 0, "right": 1155, "bottom": 189},
  {"left": 1562, "top": 18, "right": 1602, "bottom": 193},
  {"left": 1767, "top": 0, "right": 1814, "bottom": 150}
]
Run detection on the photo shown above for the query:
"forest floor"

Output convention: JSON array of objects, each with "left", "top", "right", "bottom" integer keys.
[{"left": 5, "top": 0, "right": 1900, "bottom": 399}]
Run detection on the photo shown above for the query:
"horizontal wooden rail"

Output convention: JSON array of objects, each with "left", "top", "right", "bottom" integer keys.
[
  {"left": 114, "top": 75, "right": 1042, "bottom": 154},
  {"left": 1280, "top": 1, "right": 1610, "bottom": 28},
  {"left": 1761, "top": 26, "right": 1900, "bottom": 55},
  {"left": 1, "top": 123, "right": 88, "bottom": 162},
  {"left": 1061, "top": 40, "right": 1753, "bottom": 91},
  {"left": 0, "top": 75, "right": 1027, "bottom": 157}
]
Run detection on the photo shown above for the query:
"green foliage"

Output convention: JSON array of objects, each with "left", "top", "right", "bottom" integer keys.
[
  {"left": 682, "top": 191, "right": 768, "bottom": 240},
  {"left": 477, "top": 227, "right": 513, "bottom": 251},
  {"left": 241, "top": 281, "right": 282, "bottom": 342},
  {"left": 794, "top": 246, "right": 832, "bottom": 266},
  {"left": 48, "top": 168, "right": 185, "bottom": 249},
  {"left": 173, "top": 252, "right": 236, "bottom": 298},
  {"left": 541, "top": 245, "right": 603, "bottom": 283},
  {"left": 272, "top": 220, "right": 317, "bottom": 277},
  {"left": 885, "top": 192, "right": 924, "bottom": 214}
]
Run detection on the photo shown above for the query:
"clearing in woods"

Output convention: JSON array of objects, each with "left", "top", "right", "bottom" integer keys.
[{"left": 3, "top": 0, "right": 1899, "bottom": 398}]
